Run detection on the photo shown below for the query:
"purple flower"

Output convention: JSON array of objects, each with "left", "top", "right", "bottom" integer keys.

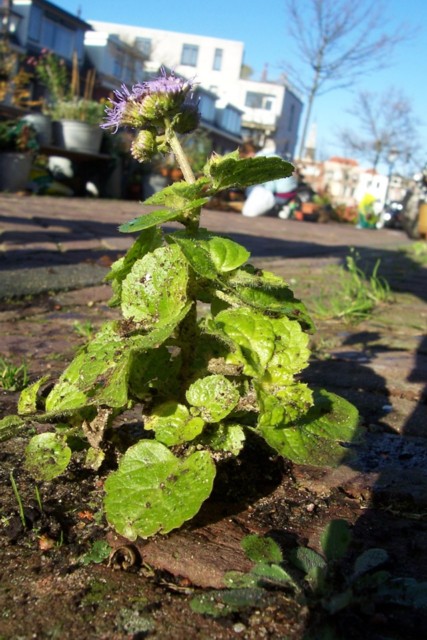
[
  {"left": 100, "top": 84, "right": 133, "bottom": 133},
  {"left": 143, "top": 66, "right": 193, "bottom": 96},
  {"left": 101, "top": 67, "right": 196, "bottom": 133}
]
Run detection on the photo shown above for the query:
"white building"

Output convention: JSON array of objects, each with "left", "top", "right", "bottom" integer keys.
[{"left": 89, "top": 21, "right": 302, "bottom": 157}]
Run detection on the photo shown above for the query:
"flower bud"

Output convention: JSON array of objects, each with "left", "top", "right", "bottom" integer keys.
[
  {"left": 131, "top": 129, "right": 157, "bottom": 163},
  {"left": 173, "top": 104, "right": 200, "bottom": 134},
  {"left": 139, "top": 92, "right": 184, "bottom": 121}
]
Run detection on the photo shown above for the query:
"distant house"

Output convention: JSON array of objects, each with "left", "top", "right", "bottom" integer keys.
[
  {"left": 235, "top": 77, "right": 302, "bottom": 157},
  {"left": 12, "top": 0, "right": 92, "bottom": 64},
  {"left": 89, "top": 21, "right": 302, "bottom": 157},
  {"left": 300, "top": 155, "right": 393, "bottom": 207},
  {"left": 84, "top": 30, "right": 147, "bottom": 95}
]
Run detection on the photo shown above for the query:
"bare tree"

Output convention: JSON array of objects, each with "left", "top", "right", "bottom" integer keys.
[
  {"left": 340, "top": 88, "right": 420, "bottom": 171},
  {"left": 283, "top": 0, "right": 411, "bottom": 158}
]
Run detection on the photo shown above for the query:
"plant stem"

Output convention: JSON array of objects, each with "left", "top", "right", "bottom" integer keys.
[{"left": 166, "top": 126, "right": 196, "bottom": 184}]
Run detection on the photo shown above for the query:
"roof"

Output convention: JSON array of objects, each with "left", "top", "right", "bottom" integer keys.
[{"left": 328, "top": 156, "right": 359, "bottom": 166}]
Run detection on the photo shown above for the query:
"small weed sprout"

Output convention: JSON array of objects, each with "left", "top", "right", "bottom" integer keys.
[
  {"left": 192, "top": 521, "right": 427, "bottom": 632},
  {"left": 0, "top": 357, "right": 29, "bottom": 391},
  {"left": 9, "top": 471, "right": 26, "bottom": 529},
  {"left": 1, "top": 68, "right": 360, "bottom": 540},
  {"left": 312, "top": 249, "right": 393, "bottom": 323},
  {"left": 73, "top": 320, "right": 95, "bottom": 339}
]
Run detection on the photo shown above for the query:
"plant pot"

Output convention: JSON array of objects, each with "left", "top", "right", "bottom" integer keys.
[
  {"left": 0, "top": 152, "right": 33, "bottom": 191},
  {"left": 21, "top": 113, "right": 53, "bottom": 146},
  {"left": 52, "top": 120, "right": 103, "bottom": 154}
]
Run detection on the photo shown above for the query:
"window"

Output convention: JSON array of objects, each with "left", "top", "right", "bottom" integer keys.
[
  {"left": 113, "top": 53, "right": 124, "bottom": 79},
  {"left": 245, "top": 91, "right": 274, "bottom": 110},
  {"left": 213, "top": 48, "right": 222, "bottom": 71},
  {"left": 40, "top": 17, "right": 74, "bottom": 59},
  {"left": 181, "top": 44, "right": 199, "bottom": 66},
  {"left": 28, "top": 5, "right": 42, "bottom": 42},
  {"left": 135, "top": 37, "right": 152, "bottom": 57},
  {"left": 288, "top": 104, "right": 295, "bottom": 131}
]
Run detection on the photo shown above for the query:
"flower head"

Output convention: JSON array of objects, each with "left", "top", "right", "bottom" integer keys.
[{"left": 101, "top": 67, "right": 197, "bottom": 133}]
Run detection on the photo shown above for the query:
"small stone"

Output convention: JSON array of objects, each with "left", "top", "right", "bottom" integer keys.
[{"left": 233, "top": 623, "right": 246, "bottom": 633}]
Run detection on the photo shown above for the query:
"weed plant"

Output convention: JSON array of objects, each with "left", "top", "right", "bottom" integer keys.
[
  {"left": 0, "top": 357, "right": 29, "bottom": 391},
  {"left": 0, "top": 69, "right": 360, "bottom": 540},
  {"left": 192, "top": 521, "right": 427, "bottom": 637},
  {"left": 312, "top": 249, "right": 393, "bottom": 323}
]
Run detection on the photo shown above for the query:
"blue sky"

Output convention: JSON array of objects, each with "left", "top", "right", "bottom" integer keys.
[{"left": 56, "top": 0, "right": 427, "bottom": 169}]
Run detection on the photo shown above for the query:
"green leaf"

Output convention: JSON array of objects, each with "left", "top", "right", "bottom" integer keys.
[
  {"left": 213, "top": 308, "right": 275, "bottom": 377},
  {"left": 186, "top": 374, "right": 240, "bottom": 422},
  {"left": 118, "top": 208, "right": 183, "bottom": 233},
  {"left": 128, "top": 345, "right": 179, "bottom": 401},
  {"left": 198, "top": 423, "right": 245, "bottom": 455},
  {"left": 223, "top": 571, "right": 258, "bottom": 589},
  {"left": 241, "top": 535, "right": 283, "bottom": 564},
  {"left": 376, "top": 578, "right": 427, "bottom": 609},
  {"left": 104, "top": 441, "right": 216, "bottom": 540},
  {"left": 45, "top": 323, "right": 132, "bottom": 414},
  {"left": 121, "top": 244, "right": 189, "bottom": 328},
  {"left": 85, "top": 446, "right": 105, "bottom": 471},
  {"left": 0, "top": 415, "right": 26, "bottom": 442},
  {"left": 168, "top": 229, "right": 250, "bottom": 280},
  {"left": 324, "top": 588, "right": 354, "bottom": 614},
  {"left": 120, "top": 180, "right": 210, "bottom": 233},
  {"left": 105, "top": 227, "right": 162, "bottom": 304},
  {"left": 80, "top": 540, "right": 111, "bottom": 566},
  {"left": 207, "top": 236, "right": 250, "bottom": 272},
  {"left": 17, "top": 376, "right": 50, "bottom": 415},
  {"left": 259, "top": 424, "right": 349, "bottom": 467},
  {"left": 290, "top": 546, "right": 327, "bottom": 574},
  {"left": 263, "top": 316, "right": 312, "bottom": 384},
  {"left": 145, "top": 401, "right": 205, "bottom": 446},
  {"left": 258, "top": 389, "right": 360, "bottom": 467},
  {"left": 24, "top": 433, "right": 71, "bottom": 481},
  {"left": 105, "top": 227, "right": 162, "bottom": 283},
  {"left": 352, "top": 548, "right": 389, "bottom": 578},
  {"left": 302, "top": 390, "right": 361, "bottom": 443},
  {"left": 46, "top": 314, "right": 190, "bottom": 415},
  {"left": 204, "top": 151, "right": 294, "bottom": 191},
  {"left": 168, "top": 232, "right": 217, "bottom": 279},
  {"left": 251, "top": 562, "right": 297, "bottom": 587},
  {"left": 320, "top": 519, "right": 352, "bottom": 561},
  {"left": 144, "top": 177, "right": 210, "bottom": 206},
  {"left": 257, "top": 385, "right": 314, "bottom": 428},
  {"left": 223, "top": 267, "right": 314, "bottom": 331}
]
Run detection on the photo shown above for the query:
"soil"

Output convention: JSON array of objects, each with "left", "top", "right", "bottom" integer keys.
[{"left": 1, "top": 224, "right": 427, "bottom": 639}]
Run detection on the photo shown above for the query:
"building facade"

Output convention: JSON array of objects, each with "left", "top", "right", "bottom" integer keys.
[
  {"left": 12, "top": 0, "right": 91, "bottom": 64},
  {"left": 90, "top": 21, "right": 302, "bottom": 157}
]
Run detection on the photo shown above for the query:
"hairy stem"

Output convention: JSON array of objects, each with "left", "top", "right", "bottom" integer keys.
[{"left": 166, "top": 126, "right": 196, "bottom": 184}]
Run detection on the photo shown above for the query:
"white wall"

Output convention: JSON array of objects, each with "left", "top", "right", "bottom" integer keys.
[{"left": 90, "top": 21, "right": 244, "bottom": 96}]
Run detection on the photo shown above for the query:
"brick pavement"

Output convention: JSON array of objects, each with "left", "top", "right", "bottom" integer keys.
[
  {"left": 0, "top": 192, "right": 426, "bottom": 511},
  {"left": 0, "top": 194, "right": 410, "bottom": 270}
]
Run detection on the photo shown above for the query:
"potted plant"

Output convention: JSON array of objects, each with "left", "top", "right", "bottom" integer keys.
[
  {"left": 29, "top": 50, "right": 104, "bottom": 153},
  {"left": 50, "top": 96, "right": 105, "bottom": 153},
  {"left": 0, "top": 119, "right": 38, "bottom": 191}
]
